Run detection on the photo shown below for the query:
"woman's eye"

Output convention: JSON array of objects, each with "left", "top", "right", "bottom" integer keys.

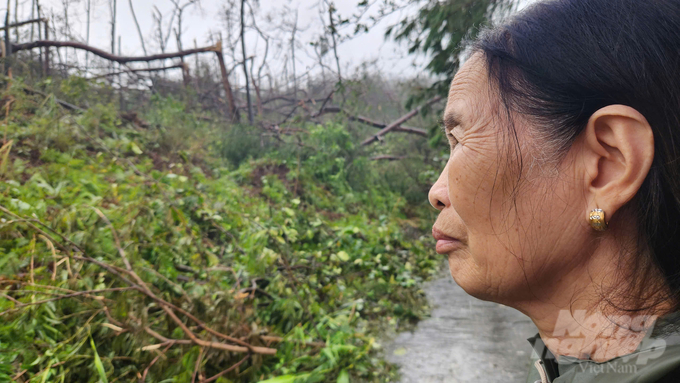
[{"left": 446, "top": 131, "right": 459, "bottom": 147}]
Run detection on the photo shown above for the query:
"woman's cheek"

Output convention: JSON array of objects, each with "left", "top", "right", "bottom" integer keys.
[
  {"left": 445, "top": 150, "right": 466, "bottom": 206},
  {"left": 447, "top": 151, "right": 489, "bottom": 227}
]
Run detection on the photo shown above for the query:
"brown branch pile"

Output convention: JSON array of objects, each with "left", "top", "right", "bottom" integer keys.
[{"left": 0, "top": 205, "right": 277, "bottom": 356}]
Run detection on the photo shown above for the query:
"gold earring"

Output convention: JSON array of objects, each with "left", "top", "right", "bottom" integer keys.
[{"left": 589, "top": 208, "right": 608, "bottom": 231}]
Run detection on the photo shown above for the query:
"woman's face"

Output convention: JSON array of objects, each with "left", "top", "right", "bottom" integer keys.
[{"left": 429, "top": 54, "right": 590, "bottom": 306}]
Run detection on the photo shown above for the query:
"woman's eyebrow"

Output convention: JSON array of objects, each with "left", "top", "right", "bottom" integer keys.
[{"left": 443, "top": 112, "right": 462, "bottom": 129}]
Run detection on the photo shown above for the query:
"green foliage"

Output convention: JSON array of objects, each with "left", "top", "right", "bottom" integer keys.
[
  {"left": 0, "top": 81, "right": 440, "bottom": 382},
  {"left": 215, "top": 124, "right": 263, "bottom": 167},
  {"left": 386, "top": 0, "right": 514, "bottom": 97}
]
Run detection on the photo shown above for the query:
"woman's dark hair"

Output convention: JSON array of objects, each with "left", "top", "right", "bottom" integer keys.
[{"left": 473, "top": 0, "right": 680, "bottom": 312}]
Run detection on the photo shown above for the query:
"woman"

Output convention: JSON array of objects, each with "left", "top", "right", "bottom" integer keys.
[{"left": 427, "top": 0, "right": 680, "bottom": 382}]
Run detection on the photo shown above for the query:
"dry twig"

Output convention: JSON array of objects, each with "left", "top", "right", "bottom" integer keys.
[
  {"left": 0, "top": 205, "right": 277, "bottom": 355},
  {"left": 202, "top": 354, "right": 250, "bottom": 383},
  {"left": 140, "top": 343, "right": 174, "bottom": 382}
]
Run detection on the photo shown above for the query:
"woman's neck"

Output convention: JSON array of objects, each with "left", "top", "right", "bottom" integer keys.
[
  {"left": 515, "top": 236, "right": 672, "bottom": 362},
  {"left": 531, "top": 308, "right": 657, "bottom": 362}
]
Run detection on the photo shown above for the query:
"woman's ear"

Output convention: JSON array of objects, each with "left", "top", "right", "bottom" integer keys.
[{"left": 579, "top": 105, "right": 654, "bottom": 220}]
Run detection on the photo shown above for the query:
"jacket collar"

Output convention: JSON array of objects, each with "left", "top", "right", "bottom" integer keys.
[
  {"left": 526, "top": 310, "right": 680, "bottom": 382},
  {"left": 527, "top": 332, "right": 561, "bottom": 382}
]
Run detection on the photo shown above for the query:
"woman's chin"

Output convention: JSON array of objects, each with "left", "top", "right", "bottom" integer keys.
[
  {"left": 447, "top": 258, "right": 478, "bottom": 292},
  {"left": 446, "top": 259, "right": 502, "bottom": 302}
]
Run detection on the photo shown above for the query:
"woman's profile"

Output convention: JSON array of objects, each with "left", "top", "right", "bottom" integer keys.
[{"left": 428, "top": 0, "right": 680, "bottom": 382}]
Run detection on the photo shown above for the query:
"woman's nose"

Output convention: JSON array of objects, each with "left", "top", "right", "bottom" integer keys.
[{"left": 428, "top": 164, "right": 451, "bottom": 211}]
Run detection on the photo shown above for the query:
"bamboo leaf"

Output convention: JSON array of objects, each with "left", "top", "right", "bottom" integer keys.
[
  {"left": 89, "top": 335, "right": 109, "bottom": 383},
  {"left": 337, "top": 369, "right": 350, "bottom": 383},
  {"left": 257, "top": 374, "right": 311, "bottom": 383}
]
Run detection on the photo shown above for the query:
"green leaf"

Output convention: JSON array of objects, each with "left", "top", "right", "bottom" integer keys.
[
  {"left": 89, "top": 335, "right": 109, "bottom": 383},
  {"left": 39, "top": 362, "right": 52, "bottom": 383},
  {"left": 130, "top": 142, "right": 143, "bottom": 155},
  {"left": 10, "top": 198, "right": 31, "bottom": 211},
  {"left": 0, "top": 252, "right": 12, "bottom": 271},
  {"left": 256, "top": 375, "right": 297, "bottom": 383},
  {"left": 337, "top": 369, "right": 350, "bottom": 383},
  {"left": 337, "top": 251, "right": 350, "bottom": 262}
]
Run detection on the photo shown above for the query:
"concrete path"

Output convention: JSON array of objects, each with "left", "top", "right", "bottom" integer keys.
[{"left": 385, "top": 273, "right": 538, "bottom": 383}]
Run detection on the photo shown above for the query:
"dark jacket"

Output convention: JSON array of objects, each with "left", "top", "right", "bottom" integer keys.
[{"left": 525, "top": 311, "right": 680, "bottom": 383}]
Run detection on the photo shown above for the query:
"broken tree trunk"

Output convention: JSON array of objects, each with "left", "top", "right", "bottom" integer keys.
[
  {"left": 240, "top": 0, "right": 253, "bottom": 124},
  {"left": 214, "top": 41, "right": 238, "bottom": 122},
  {"left": 361, "top": 96, "right": 442, "bottom": 146},
  {"left": 42, "top": 19, "right": 49, "bottom": 75},
  {"left": 4, "top": 7, "right": 11, "bottom": 75},
  {"left": 180, "top": 62, "right": 190, "bottom": 87}
]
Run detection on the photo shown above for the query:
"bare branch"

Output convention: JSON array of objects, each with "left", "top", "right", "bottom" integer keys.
[
  {"left": 89, "top": 63, "right": 186, "bottom": 79},
  {"left": 361, "top": 95, "right": 442, "bottom": 146},
  {"left": 0, "top": 205, "right": 276, "bottom": 355},
  {"left": 312, "top": 90, "right": 335, "bottom": 117},
  {"left": 141, "top": 343, "right": 173, "bottom": 382},
  {"left": 370, "top": 155, "right": 408, "bottom": 161},
  {"left": 325, "top": 0, "right": 342, "bottom": 84},
  {"left": 5, "top": 17, "right": 46, "bottom": 29},
  {"left": 128, "top": 0, "right": 147, "bottom": 56},
  {"left": 317, "top": 106, "right": 427, "bottom": 136},
  {"left": 0, "top": 287, "right": 135, "bottom": 316},
  {"left": 202, "top": 355, "right": 250, "bottom": 383}
]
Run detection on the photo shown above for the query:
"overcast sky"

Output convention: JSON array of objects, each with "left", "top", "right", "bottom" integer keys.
[
  {"left": 8, "top": 0, "right": 424, "bottom": 82},
  {"left": 8, "top": 0, "right": 533, "bottom": 82}
]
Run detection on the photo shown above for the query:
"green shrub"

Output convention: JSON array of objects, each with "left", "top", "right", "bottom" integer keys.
[{"left": 0, "top": 83, "right": 439, "bottom": 383}]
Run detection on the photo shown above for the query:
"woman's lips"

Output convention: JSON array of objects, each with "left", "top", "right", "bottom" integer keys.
[
  {"left": 432, "top": 227, "right": 462, "bottom": 254},
  {"left": 436, "top": 238, "right": 461, "bottom": 254}
]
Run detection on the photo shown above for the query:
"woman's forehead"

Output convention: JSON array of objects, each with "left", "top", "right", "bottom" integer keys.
[
  {"left": 446, "top": 55, "right": 489, "bottom": 123},
  {"left": 449, "top": 54, "right": 487, "bottom": 98}
]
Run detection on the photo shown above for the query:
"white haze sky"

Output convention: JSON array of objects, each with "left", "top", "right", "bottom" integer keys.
[
  {"left": 7, "top": 0, "right": 534, "bottom": 82},
  {"left": 15, "top": 0, "right": 423, "bottom": 81}
]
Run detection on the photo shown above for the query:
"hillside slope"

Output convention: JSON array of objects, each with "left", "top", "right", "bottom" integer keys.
[{"left": 0, "top": 79, "right": 441, "bottom": 383}]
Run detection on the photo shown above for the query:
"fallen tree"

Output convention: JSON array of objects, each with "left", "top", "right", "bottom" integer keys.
[
  {"left": 12, "top": 40, "right": 217, "bottom": 64},
  {"left": 361, "top": 95, "right": 443, "bottom": 146},
  {"left": 10, "top": 40, "right": 238, "bottom": 120},
  {"left": 370, "top": 155, "right": 408, "bottom": 161},
  {"left": 90, "top": 63, "right": 188, "bottom": 80},
  {"left": 318, "top": 106, "right": 427, "bottom": 137}
]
